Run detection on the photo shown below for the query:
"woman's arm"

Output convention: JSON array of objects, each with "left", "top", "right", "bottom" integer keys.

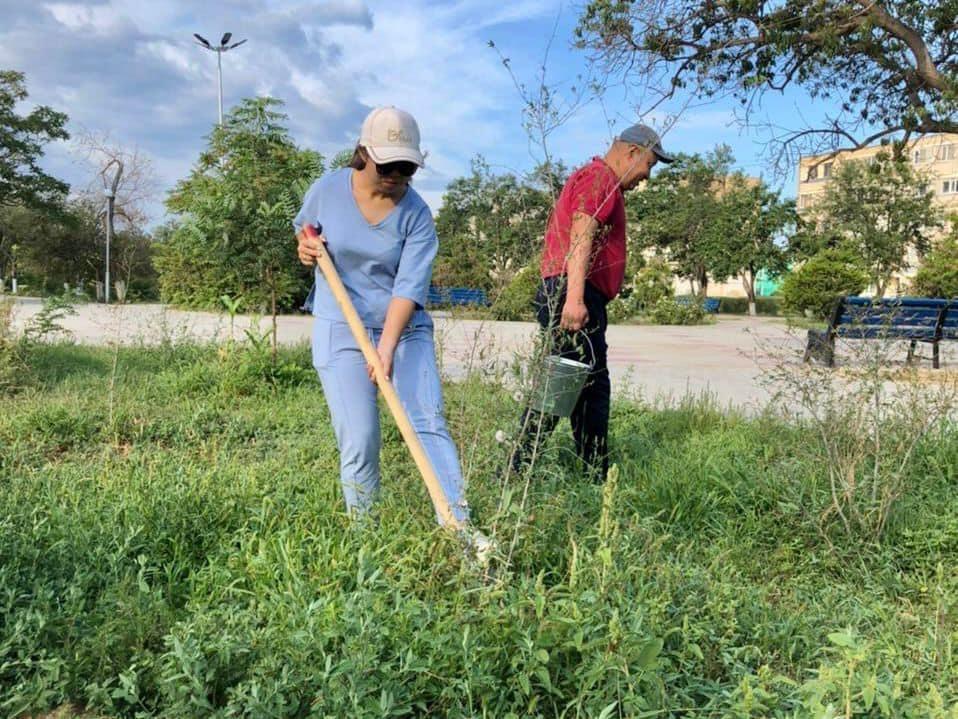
[
  {"left": 369, "top": 297, "right": 417, "bottom": 381},
  {"left": 368, "top": 206, "right": 438, "bottom": 382}
]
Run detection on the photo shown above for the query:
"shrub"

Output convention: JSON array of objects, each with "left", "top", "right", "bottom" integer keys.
[
  {"left": 718, "top": 296, "right": 782, "bottom": 315},
  {"left": 648, "top": 296, "right": 707, "bottom": 325},
  {"left": 755, "top": 296, "right": 781, "bottom": 315},
  {"left": 0, "top": 298, "right": 24, "bottom": 393},
  {"left": 609, "top": 259, "right": 674, "bottom": 322},
  {"left": 490, "top": 265, "right": 539, "bottom": 321},
  {"left": 780, "top": 250, "right": 869, "bottom": 319},
  {"left": 718, "top": 296, "right": 749, "bottom": 314},
  {"left": 911, "top": 235, "right": 958, "bottom": 298}
]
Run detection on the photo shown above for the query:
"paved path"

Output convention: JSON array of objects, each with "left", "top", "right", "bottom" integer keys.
[{"left": 8, "top": 297, "right": 955, "bottom": 411}]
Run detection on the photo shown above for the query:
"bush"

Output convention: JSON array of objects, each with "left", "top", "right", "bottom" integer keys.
[
  {"left": 911, "top": 235, "right": 958, "bottom": 298},
  {"left": 755, "top": 296, "right": 782, "bottom": 315},
  {"left": 609, "top": 259, "right": 674, "bottom": 322},
  {"left": 718, "top": 296, "right": 749, "bottom": 314},
  {"left": 648, "top": 297, "right": 707, "bottom": 325},
  {"left": 780, "top": 250, "right": 869, "bottom": 320},
  {"left": 717, "top": 296, "right": 782, "bottom": 315},
  {"left": 0, "top": 299, "right": 24, "bottom": 393},
  {"left": 490, "top": 266, "right": 539, "bottom": 321}
]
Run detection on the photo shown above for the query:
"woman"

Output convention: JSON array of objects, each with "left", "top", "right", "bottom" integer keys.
[{"left": 294, "top": 107, "right": 488, "bottom": 556}]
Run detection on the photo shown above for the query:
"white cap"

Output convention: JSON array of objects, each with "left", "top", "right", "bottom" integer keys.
[{"left": 359, "top": 106, "right": 425, "bottom": 167}]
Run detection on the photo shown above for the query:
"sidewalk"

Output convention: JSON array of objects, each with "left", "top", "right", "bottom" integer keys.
[{"left": 11, "top": 297, "right": 952, "bottom": 410}]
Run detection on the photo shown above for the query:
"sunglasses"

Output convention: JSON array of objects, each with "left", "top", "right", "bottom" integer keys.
[{"left": 375, "top": 160, "right": 418, "bottom": 178}]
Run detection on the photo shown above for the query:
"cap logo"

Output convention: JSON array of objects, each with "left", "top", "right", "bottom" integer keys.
[{"left": 387, "top": 128, "right": 411, "bottom": 143}]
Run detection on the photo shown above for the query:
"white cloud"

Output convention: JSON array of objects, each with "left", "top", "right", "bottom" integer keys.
[
  {"left": 6, "top": 0, "right": 601, "bottom": 218},
  {"left": 44, "top": 2, "right": 128, "bottom": 34}
]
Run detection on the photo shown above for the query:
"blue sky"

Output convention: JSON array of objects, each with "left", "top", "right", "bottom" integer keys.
[{"left": 1, "top": 0, "right": 822, "bottom": 224}]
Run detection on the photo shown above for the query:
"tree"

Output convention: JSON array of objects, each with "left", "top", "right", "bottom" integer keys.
[
  {"left": 434, "top": 157, "right": 558, "bottom": 293},
  {"left": 780, "top": 249, "right": 869, "bottom": 319},
  {"left": 576, "top": 1, "right": 958, "bottom": 171},
  {"left": 710, "top": 176, "right": 796, "bottom": 315},
  {"left": 159, "top": 97, "right": 323, "bottom": 354},
  {"left": 0, "top": 198, "right": 155, "bottom": 297},
  {"left": 0, "top": 71, "right": 69, "bottom": 212},
  {"left": 911, "top": 229, "right": 958, "bottom": 298},
  {"left": 73, "top": 132, "right": 158, "bottom": 300},
  {"left": 628, "top": 146, "right": 734, "bottom": 297},
  {"left": 814, "top": 152, "right": 941, "bottom": 297}
]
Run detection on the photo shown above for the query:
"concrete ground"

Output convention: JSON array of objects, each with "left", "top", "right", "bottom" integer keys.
[{"left": 8, "top": 297, "right": 956, "bottom": 411}]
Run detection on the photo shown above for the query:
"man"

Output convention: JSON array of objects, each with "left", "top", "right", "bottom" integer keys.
[{"left": 510, "top": 124, "right": 674, "bottom": 480}]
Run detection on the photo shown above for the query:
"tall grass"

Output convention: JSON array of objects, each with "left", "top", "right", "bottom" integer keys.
[{"left": 1, "top": 342, "right": 956, "bottom": 717}]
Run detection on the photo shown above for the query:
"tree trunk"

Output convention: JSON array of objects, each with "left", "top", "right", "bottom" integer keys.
[
  {"left": 744, "top": 270, "right": 757, "bottom": 316},
  {"left": 697, "top": 267, "right": 709, "bottom": 299},
  {"left": 874, "top": 276, "right": 886, "bottom": 299}
]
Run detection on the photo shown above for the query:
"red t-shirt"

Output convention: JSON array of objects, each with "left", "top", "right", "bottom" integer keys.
[{"left": 540, "top": 157, "right": 626, "bottom": 300}]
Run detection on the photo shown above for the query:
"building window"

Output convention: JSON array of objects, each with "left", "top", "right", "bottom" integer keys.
[
  {"left": 807, "top": 165, "right": 818, "bottom": 181},
  {"left": 823, "top": 162, "right": 832, "bottom": 178},
  {"left": 936, "top": 144, "right": 957, "bottom": 162},
  {"left": 913, "top": 148, "right": 928, "bottom": 164},
  {"left": 942, "top": 178, "right": 958, "bottom": 195}
]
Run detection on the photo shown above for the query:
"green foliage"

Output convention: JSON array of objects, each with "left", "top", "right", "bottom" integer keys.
[
  {"left": 0, "top": 70, "right": 69, "bottom": 213},
  {"left": 628, "top": 146, "right": 731, "bottom": 297},
  {"left": 630, "top": 152, "right": 795, "bottom": 310},
  {"left": 490, "top": 264, "right": 539, "bottom": 321},
  {"left": 608, "top": 256, "right": 674, "bottom": 322},
  {"left": 157, "top": 97, "right": 322, "bottom": 312},
  {"left": 0, "top": 298, "right": 24, "bottom": 393},
  {"left": 708, "top": 176, "right": 795, "bottom": 313},
  {"left": 22, "top": 294, "right": 76, "bottom": 345},
  {"left": 434, "top": 157, "right": 561, "bottom": 292},
  {"left": 814, "top": 153, "right": 942, "bottom": 297},
  {"left": 3, "top": 344, "right": 957, "bottom": 716},
  {"left": 1, "top": 199, "right": 156, "bottom": 298},
  {"left": 718, "top": 296, "right": 782, "bottom": 316},
  {"left": 912, "top": 232, "right": 958, "bottom": 298},
  {"left": 575, "top": 1, "right": 958, "bottom": 152},
  {"left": 647, "top": 296, "right": 707, "bottom": 325},
  {"left": 780, "top": 250, "right": 869, "bottom": 320}
]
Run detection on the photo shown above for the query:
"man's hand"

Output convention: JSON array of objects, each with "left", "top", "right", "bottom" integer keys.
[
  {"left": 560, "top": 299, "right": 589, "bottom": 331},
  {"left": 296, "top": 226, "right": 325, "bottom": 266},
  {"left": 367, "top": 344, "right": 394, "bottom": 385}
]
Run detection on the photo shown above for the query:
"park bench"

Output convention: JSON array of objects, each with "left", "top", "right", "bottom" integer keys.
[
  {"left": 426, "top": 286, "right": 490, "bottom": 307},
  {"left": 675, "top": 296, "right": 720, "bottom": 313},
  {"left": 299, "top": 285, "right": 490, "bottom": 313},
  {"left": 804, "top": 296, "right": 958, "bottom": 369}
]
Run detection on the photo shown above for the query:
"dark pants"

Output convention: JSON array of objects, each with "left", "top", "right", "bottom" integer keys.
[{"left": 511, "top": 276, "right": 611, "bottom": 480}]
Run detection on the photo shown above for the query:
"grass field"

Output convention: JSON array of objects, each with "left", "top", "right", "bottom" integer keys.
[{"left": 1, "top": 340, "right": 956, "bottom": 717}]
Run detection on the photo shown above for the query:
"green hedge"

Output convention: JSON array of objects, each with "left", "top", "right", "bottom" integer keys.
[{"left": 717, "top": 296, "right": 782, "bottom": 316}]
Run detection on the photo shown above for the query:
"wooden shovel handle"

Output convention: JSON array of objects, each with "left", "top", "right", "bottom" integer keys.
[{"left": 303, "top": 224, "right": 461, "bottom": 528}]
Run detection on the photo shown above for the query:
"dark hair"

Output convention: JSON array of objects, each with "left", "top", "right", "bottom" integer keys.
[{"left": 349, "top": 145, "right": 367, "bottom": 170}]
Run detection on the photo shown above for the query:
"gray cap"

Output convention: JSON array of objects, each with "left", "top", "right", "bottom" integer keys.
[{"left": 617, "top": 124, "right": 675, "bottom": 163}]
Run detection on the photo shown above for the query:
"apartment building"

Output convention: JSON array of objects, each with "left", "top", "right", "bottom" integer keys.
[
  {"left": 797, "top": 133, "right": 958, "bottom": 227},
  {"left": 795, "top": 133, "right": 958, "bottom": 294}
]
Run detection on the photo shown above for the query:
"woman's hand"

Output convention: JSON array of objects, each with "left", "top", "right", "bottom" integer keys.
[
  {"left": 296, "top": 226, "right": 325, "bottom": 266},
  {"left": 367, "top": 343, "right": 395, "bottom": 385}
]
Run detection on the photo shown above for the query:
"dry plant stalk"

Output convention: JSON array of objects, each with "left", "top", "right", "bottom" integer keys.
[{"left": 756, "top": 320, "right": 958, "bottom": 545}]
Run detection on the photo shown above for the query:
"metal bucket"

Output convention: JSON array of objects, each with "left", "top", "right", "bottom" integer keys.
[{"left": 532, "top": 355, "right": 591, "bottom": 418}]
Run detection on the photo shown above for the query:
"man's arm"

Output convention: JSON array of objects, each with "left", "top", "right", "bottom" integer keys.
[{"left": 562, "top": 211, "right": 599, "bottom": 331}]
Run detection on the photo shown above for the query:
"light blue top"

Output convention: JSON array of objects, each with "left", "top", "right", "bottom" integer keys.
[{"left": 293, "top": 168, "right": 435, "bottom": 328}]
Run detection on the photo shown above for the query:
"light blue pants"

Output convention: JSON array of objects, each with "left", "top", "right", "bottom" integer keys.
[{"left": 311, "top": 317, "right": 470, "bottom": 525}]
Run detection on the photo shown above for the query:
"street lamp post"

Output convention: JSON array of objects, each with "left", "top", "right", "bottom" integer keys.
[{"left": 193, "top": 32, "right": 248, "bottom": 125}]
